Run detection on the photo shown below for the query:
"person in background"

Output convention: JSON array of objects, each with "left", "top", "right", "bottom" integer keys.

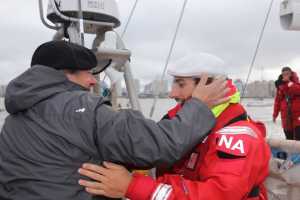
[
  {"left": 78, "top": 53, "right": 271, "bottom": 200},
  {"left": 0, "top": 41, "right": 230, "bottom": 200},
  {"left": 273, "top": 66, "right": 300, "bottom": 140}
]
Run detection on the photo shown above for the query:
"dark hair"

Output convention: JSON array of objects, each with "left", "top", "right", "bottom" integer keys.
[
  {"left": 282, "top": 66, "right": 292, "bottom": 73},
  {"left": 275, "top": 76, "right": 282, "bottom": 89},
  {"left": 193, "top": 77, "right": 214, "bottom": 85}
]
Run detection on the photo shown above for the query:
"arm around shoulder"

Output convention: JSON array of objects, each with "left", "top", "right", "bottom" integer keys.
[{"left": 94, "top": 98, "right": 215, "bottom": 168}]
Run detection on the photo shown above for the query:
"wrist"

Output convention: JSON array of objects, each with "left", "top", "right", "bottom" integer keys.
[{"left": 191, "top": 95, "right": 212, "bottom": 108}]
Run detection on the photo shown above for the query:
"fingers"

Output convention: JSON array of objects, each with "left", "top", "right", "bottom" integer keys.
[
  {"left": 219, "top": 78, "right": 228, "bottom": 90},
  {"left": 212, "top": 96, "right": 231, "bottom": 106},
  {"left": 81, "top": 163, "right": 101, "bottom": 172},
  {"left": 78, "top": 179, "right": 108, "bottom": 196},
  {"left": 215, "top": 87, "right": 230, "bottom": 99},
  {"left": 82, "top": 163, "right": 111, "bottom": 175},
  {"left": 78, "top": 179, "right": 105, "bottom": 190},
  {"left": 79, "top": 162, "right": 129, "bottom": 199},
  {"left": 211, "top": 75, "right": 226, "bottom": 84},
  {"left": 78, "top": 167, "right": 109, "bottom": 182},
  {"left": 211, "top": 76, "right": 227, "bottom": 90},
  {"left": 103, "top": 161, "right": 124, "bottom": 170},
  {"left": 85, "top": 187, "right": 107, "bottom": 196},
  {"left": 198, "top": 73, "right": 208, "bottom": 86},
  {"left": 205, "top": 76, "right": 227, "bottom": 96}
]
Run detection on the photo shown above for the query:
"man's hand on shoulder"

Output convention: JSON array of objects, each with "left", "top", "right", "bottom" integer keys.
[{"left": 192, "top": 74, "right": 230, "bottom": 108}]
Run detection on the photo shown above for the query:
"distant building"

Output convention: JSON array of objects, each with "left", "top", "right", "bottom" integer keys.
[
  {"left": 143, "top": 79, "right": 168, "bottom": 98},
  {"left": 268, "top": 80, "right": 276, "bottom": 97},
  {"left": 244, "top": 80, "right": 275, "bottom": 98},
  {"left": 143, "top": 83, "right": 152, "bottom": 96}
]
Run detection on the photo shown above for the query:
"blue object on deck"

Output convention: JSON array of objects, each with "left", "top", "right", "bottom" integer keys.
[{"left": 271, "top": 147, "right": 300, "bottom": 165}]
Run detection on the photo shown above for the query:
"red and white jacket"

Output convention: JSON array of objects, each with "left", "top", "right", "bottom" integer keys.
[
  {"left": 126, "top": 103, "right": 271, "bottom": 200},
  {"left": 273, "top": 71, "right": 300, "bottom": 130}
]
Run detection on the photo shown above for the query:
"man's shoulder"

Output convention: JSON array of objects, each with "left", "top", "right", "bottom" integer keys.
[
  {"left": 55, "top": 90, "right": 107, "bottom": 107},
  {"left": 44, "top": 90, "right": 109, "bottom": 116},
  {"left": 216, "top": 123, "right": 258, "bottom": 139},
  {"left": 212, "top": 121, "right": 262, "bottom": 157}
]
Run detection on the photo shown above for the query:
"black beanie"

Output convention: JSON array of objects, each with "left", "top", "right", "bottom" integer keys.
[{"left": 31, "top": 40, "right": 98, "bottom": 71}]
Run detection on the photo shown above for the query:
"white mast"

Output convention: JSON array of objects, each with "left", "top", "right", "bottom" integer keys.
[{"left": 38, "top": 0, "right": 141, "bottom": 110}]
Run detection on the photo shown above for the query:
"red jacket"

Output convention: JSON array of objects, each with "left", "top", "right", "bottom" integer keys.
[
  {"left": 126, "top": 103, "right": 270, "bottom": 200},
  {"left": 273, "top": 71, "right": 300, "bottom": 130}
]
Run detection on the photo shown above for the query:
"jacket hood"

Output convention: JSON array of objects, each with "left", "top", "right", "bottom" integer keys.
[
  {"left": 5, "top": 65, "right": 84, "bottom": 114},
  {"left": 275, "top": 71, "right": 299, "bottom": 89},
  {"left": 291, "top": 71, "right": 299, "bottom": 83}
]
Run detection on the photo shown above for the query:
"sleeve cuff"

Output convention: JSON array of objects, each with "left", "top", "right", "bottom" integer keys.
[{"left": 126, "top": 173, "right": 157, "bottom": 200}]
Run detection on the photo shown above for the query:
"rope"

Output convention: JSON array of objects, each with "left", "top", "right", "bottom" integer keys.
[
  {"left": 241, "top": 0, "right": 274, "bottom": 100},
  {"left": 267, "top": 188, "right": 284, "bottom": 200},
  {"left": 149, "top": 0, "right": 189, "bottom": 118},
  {"left": 121, "top": 0, "right": 139, "bottom": 38}
]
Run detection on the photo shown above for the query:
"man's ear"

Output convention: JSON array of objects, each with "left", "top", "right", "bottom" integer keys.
[{"left": 64, "top": 70, "right": 77, "bottom": 83}]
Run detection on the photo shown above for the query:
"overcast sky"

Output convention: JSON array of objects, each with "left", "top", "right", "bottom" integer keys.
[{"left": 1, "top": 0, "right": 300, "bottom": 85}]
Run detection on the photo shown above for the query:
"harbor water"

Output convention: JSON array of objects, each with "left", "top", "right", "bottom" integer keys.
[{"left": 0, "top": 97, "right": 284, "bottom": 138}]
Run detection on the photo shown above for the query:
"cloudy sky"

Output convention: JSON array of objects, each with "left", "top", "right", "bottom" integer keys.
[{"left": 1, "top": 0, "right": 300, "bottom": 85}]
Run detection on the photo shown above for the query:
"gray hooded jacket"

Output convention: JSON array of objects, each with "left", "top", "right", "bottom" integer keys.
[{"left": 0, "top": 65, "right": 215, "bottom": 200}]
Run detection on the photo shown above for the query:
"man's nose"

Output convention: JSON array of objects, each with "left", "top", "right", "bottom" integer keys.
[
  {"left": 89, "top": 76, "right": 97, "bottom": 86},
  {"left": 169, "top": 87, "right": 179, "bottom": 99}
]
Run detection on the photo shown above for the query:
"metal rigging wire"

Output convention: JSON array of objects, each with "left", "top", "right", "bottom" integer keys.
[
  {"left": 149, "top": 0, "right": 189, "bottom": 118},
  {"left": 121, "top": 0, "right": 139, "bottom": 38},
  {"left": 241, "top": 0, "right": 275, "bottom": 100}
]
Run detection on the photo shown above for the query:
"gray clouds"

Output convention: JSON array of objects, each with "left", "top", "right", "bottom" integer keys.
[{"left": 1, "top": 0, "right": 300, "bottom": 84}]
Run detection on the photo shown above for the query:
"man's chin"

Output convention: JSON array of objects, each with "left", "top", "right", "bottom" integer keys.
[{"left": 174, "top": 99, "right": 185, "bottom": 104}]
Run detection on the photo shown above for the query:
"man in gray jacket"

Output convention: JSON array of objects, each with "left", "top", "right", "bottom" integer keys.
[{"left": 0, "top": 41, "right": 228, "bottom": 200}]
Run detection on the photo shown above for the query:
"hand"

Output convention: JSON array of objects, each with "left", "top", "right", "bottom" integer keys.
[
  {"left": 288, "top": 82, "right": 293, "bottom": 87},
  {"left": 78, "top": 162, "right": 132, "bottom": 198},
  {"left": 192, "top": 74, "right": 230, "bottom": 108}
]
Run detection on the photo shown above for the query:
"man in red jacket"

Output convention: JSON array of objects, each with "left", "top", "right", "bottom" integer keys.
[
  {"left": 273, "top": 66, "right": 300, "bottom": 140},
  {"left": 78, "top": 53, "right": 271, "bottom": 200}
]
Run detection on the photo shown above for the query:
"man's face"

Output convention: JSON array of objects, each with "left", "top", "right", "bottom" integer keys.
[
  {"left": 169, "top": 77, "right": 197, "bottom": 103},
  {"left": 282, "top": 70, "right": 292, "bottom": 82},
  {"left": 65, "top": 70, "right": 97, "bottom": 89}
]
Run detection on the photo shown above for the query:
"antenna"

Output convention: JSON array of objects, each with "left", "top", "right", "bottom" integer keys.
[
  {"left": 280, "top": 0, "right": 300, "bottom": 30},
  {"left": 38, "top": 0, "right": 141, "bottom": 110}
]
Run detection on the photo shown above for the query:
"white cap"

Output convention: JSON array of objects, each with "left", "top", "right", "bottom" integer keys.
[{"left": 167, "top": 53, "right": 225, "bottom": 77}]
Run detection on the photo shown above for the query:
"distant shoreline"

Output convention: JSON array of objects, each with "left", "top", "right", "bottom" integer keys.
[{"left": 119, "top": 96, "right": 275, "bottom": 99}]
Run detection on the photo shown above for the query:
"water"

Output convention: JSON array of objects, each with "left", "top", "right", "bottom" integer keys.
[
  {"left": 242, "top": 98, "right": 284, "bottom": 139},
  {"left": 0, "top": 97, "right": 284, "bottom": 138},
  {"left": 117, "top": 97, "right": 284, "bottom": 139}
]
